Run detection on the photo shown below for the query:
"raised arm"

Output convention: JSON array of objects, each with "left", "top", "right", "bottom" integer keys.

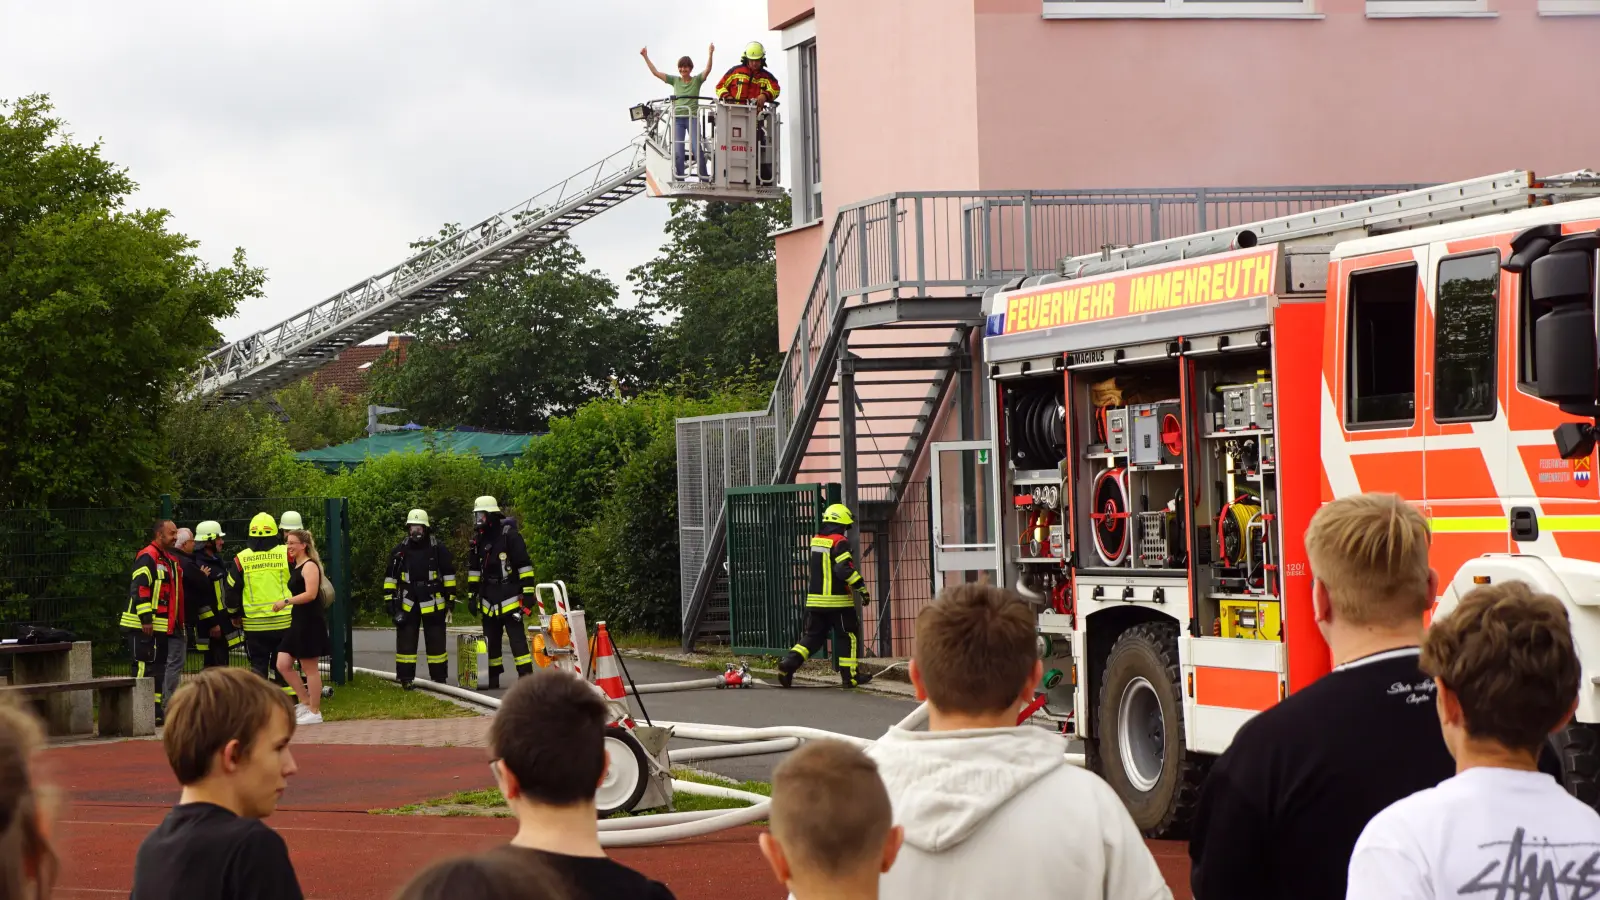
[
  {"left": 698, "top": 43, "right": 715, "bottom": 81},
  {"left": 640, "top": 47, "right": 668, "bottom": 83}
]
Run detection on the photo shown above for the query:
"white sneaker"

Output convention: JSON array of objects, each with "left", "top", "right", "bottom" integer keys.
[
  {"left": 300, "top": 711, "right": 323, "bottom": 725},
  {"left": 293, "top": 703, "right": 309, "bottom": 719}
]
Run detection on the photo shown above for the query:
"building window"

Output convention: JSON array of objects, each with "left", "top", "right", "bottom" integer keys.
[
  {"left": 1366, "top": 0, "right": 1491, "bottom": 15},
  {"left": 1346, "top": 264, "right": 1418, "bottom": 428},
  {"left": 796, "top": 40, "right": 823, "bottom": 225},
  {"left": 1434, "top": 252, "right": 1499, "bottom": 423},
  {"left": 1539, "top": 0, "right": 1600, "bottom": 13},
  {"left": 1043, "top": 0, "right": 1315, "bottom": 17}
]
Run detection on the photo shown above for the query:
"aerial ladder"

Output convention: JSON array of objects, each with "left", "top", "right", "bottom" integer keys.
[{"left": 193, "top": 99, "right": 782, "bottom": 401}]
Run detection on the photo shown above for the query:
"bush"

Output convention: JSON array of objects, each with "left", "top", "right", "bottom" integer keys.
[
  {"left": 576, "top": 425, "right": 681, "bottom": 634},
  {"left": 320, "top": 448, "right": 511, "bottom": 620}
]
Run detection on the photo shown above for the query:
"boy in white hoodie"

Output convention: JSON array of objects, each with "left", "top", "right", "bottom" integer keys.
[{"left": 868, "top": 584, "right": 1172, "bottom": 900}]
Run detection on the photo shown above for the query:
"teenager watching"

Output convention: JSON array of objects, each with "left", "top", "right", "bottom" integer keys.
[
  {"left": 130, "top": 667, "right": 303, "bottom": 899},
  {"left": 485, "top": 669, "right": 676, "bottom": 899}
]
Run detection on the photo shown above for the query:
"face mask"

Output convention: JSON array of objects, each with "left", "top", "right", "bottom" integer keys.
[{"left": 475, "top": 512, "right": 489, "bottom": 527}]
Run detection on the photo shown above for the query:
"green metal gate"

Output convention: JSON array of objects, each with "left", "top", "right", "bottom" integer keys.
[{"left": 726, "top": 483, "right": 836, "bottom": 656}]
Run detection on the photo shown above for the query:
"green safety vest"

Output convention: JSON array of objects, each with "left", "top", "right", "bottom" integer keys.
[{"left": 238, "top": 546, "right": 292, "bottom": 632}]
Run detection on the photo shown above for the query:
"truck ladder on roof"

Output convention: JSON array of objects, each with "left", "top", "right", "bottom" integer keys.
[
  {"left": 1052, "top": 169, "right": 1600, "bottom": 281},
  {"left": 192, "top": 142, "right": 648, "bottom": 402}
]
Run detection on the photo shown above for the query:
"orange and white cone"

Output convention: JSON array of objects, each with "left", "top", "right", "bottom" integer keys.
[{"left": 592, "top": 623, "right": 634, "bottom": 728}]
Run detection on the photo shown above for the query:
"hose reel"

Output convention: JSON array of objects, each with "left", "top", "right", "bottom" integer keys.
[{"left": 1091, "top": 467, "right": 1130, "bottom": 567}]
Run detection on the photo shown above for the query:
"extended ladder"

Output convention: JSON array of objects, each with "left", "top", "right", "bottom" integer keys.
[
  {"left": 1056, "top": 170, "right": 1600, "bottom": 281},
  {"left": 193, "top": 143, "right": 648, "bottom": 401}
]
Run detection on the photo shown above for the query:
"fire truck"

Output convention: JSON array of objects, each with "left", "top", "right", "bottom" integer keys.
[{"left": 967, "top": 169, "right": 1600, "bottom": 836}]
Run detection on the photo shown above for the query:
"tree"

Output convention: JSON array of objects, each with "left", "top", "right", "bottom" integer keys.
[
  {"left": 366, "top": 231, "right": 653, "bottom": 433},
  {"left": 275, "top": 379, "right": 368, "bottom": 451},
  {"left": 163, "top": 398, "right": 301, "bottom": 500},
  {"left": 628, "top": 196, "right": 790, "bottom": 386},
  {"left": 0, "top": 94, "right": 265, "bottom": 508}
]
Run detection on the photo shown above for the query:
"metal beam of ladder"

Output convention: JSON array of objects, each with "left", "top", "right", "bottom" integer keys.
[{"left": 192, "top": 142, "right": 649, "bottom": 401}]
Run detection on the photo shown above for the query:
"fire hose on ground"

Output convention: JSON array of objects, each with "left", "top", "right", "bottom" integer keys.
[{"left": 350, "top": 666, "right": 1078, "bottom": 846}]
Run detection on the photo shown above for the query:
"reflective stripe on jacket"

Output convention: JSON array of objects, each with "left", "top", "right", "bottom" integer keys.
[
  {"left": 122, "top": 544, "right": 182, "bottom": 632},
  {"left": 236, "top": 546, "right": 292, "bottom": 632},
  {"left": 806, "top": 531, "right": 866, "bottom": 608}
]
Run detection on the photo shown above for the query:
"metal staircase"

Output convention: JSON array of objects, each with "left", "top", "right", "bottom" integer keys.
[
  {"left": 192, "top": 143, "right": 649, "bottom": 401},
  {"left": 676, "top": 182, "right": 1444, "bottom": 649}
]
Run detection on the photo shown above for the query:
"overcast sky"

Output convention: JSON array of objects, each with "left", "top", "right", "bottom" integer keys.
[{"left": 1, "top": 1, "right": 783, "bottom": 342}]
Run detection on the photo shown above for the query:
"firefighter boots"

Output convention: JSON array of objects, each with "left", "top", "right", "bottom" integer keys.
[{"left": 777, "top": 651, "right": 803, "bottom": 689}]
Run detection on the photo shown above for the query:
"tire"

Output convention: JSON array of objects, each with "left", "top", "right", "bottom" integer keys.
[
  {"left": 1095, "top": 621, "right": 1207, "bottom": 838},
  {"left": 1553, "top": 722, "right": 1600, "bottom": 810},
  {"left": 596, "top": 725, "right": 650, "bottom": 817}
]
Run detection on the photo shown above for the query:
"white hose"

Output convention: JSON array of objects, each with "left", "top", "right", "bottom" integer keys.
[
  {"left": 597, "top": 808, "right": 737, "bottom": 831},
  {"left": 669, "top": 738, "right": 799, "bottom": 762},
  {"left": 627, "top": 677, "right": 728, "bottom": 694},
  {"left": 600, "top": 800, "right": 771, "bottom": 848},
  {"left": 651, "top": 721, "right": 874, "bottom": 749},
  {"left": 672, "top": 779, "right": 770, "bottom": 804},
  {"left": 354, "top": 666, "right": 502, "bottom": 709}
]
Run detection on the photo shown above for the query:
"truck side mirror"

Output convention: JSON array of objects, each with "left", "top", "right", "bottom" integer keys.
[{"left": 1531, "top": 232, "right": 1600, "bottom": 458}]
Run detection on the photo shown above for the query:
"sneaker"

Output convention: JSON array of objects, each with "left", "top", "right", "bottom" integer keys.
[
  {"left": 293, "top": 703, "right": 310, "bottom": 718},
  {"left": 299, "top": 711, "right": 323, "bottom": 725}
]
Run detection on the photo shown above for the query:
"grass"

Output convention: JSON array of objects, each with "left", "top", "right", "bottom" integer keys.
[
  {"left": 369, "top": 767, "right": 771, "bottom": 819},
  {"left": 319, "top": 673, "right": 478, "bottom": 722}
]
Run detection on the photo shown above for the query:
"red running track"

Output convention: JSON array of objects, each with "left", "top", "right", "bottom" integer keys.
[{"left": 40, "top": 741, "right": 1192, "bottom": 899}]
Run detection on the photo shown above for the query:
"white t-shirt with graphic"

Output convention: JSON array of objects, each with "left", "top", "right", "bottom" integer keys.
[{"left": 1347, "top": 765, "right": 1600, "bottom": 899}]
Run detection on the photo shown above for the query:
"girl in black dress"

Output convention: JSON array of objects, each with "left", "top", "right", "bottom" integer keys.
[{"left": 274, "top": 529, "right": 333, "bottom": 725}]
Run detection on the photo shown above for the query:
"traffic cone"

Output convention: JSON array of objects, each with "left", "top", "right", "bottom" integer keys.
[{"left": 592, "top": 623, "right": 633, "bottom": 726}]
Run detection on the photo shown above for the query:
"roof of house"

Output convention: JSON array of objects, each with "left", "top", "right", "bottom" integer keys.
[{"left": 309, "top": 336, "right": 413, "bottom": 397}]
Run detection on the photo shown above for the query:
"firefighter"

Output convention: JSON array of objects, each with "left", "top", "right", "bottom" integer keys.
[
  {"left": 466, "top": 496, "right": 536, "bottom": 689},
  {"left": 714, "top": 41, "right": 780, "bottom": 183},
  {"left": 187, "top": 520, "right": 237, "bottom": 668},
  {"left": 121, "top": 519, "right": 184, "bottom": 724},
  {"left": 278, "top": 510, "right": 304, "bottom": 534},
  {"left": 385, "top": 509, "right": 457, "bottom": 690},
  {"left": 227, "top": 512, "right": 296, "bottom": 698},
  {"left": 778, "top": 503, "right": 874, "bottom": 689}
]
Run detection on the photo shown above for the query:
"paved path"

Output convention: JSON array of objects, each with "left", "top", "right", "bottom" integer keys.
[{"left": 352, "top": 628, "right": 919, "bottom": 782}]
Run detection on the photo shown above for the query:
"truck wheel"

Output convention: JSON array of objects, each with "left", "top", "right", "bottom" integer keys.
[
  {"left": 596, "top": 725, "right": 650, "bottom": 817},
  {"left": 1554, "top": 722, "right": 1600, "bottom": 809},
  {"left": 1096, "top": 621, "right": 1206, "bottom": 838}
]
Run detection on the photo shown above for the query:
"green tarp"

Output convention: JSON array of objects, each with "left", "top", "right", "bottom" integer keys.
[{"left": 296, "top": 430, "right": 535, "bottom": 472}]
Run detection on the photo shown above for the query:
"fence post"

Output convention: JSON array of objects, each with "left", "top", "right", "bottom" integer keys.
[{"left": 324, "top": 497, "right": 351, "bottom": 685}]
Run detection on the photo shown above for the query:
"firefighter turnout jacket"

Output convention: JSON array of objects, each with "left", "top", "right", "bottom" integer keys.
[
  {"left": 122, "top": 543, "right": 184, "bottom": 633},
  {"left": 808, "top": 524, "right": 869, "bottom": 608},
  {"left": 384, "top": 537, "right": 457, "bottom": 617},
  {"left": 715, "top": 63, "right": 780, "bottom": 103},
  {"left": 467, "top": 519, "right": 536, "bottom": 617},
  {"left": 177, "top": 548, "right": 228, "bottom": 633},
  {"left": 228, "top": 544, "right": 293, "bottom": 632}
]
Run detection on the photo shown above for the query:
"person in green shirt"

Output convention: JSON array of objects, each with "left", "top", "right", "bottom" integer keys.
[{"left": 641, "top": 44, "right": 713, "bottom": 179}]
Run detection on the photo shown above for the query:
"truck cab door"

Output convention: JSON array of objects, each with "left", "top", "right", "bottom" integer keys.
[
  {"left": 1422, "top": 245, "right": 1510, "bottom": 579},
  {"left": 929, "top": 440, "right": 1002, "bottom": 588}
]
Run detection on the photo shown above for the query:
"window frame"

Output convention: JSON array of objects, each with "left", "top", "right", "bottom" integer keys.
[
  {"left": 798, "top": 40, "right": 822, "bottom": 225},
  {"left": 1043, "top": 0, "right": 1319, "bottom": 18},
  {"left": 1431, "top": 249, "right": 1502, "bottom": 425},
  {"left": 1345, "top": 261, "right": 1421, "bottom": 431},
  {"left": 1365, "top": 0, "right": 1493, "bottom": 16}
]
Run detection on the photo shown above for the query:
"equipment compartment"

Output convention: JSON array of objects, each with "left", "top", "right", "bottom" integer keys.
[{"left": 1074, "top": 364, "right": 1186, "bottom": 574}]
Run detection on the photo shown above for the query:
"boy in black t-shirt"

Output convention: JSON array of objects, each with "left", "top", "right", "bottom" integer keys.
[
  {"left": 131, "top": 667, "right": 303, "bottom": 900},
  {"left": 487, "top": 669, "right": 676, "bottom": 900},
  {"left": 1188, "top": 493, "right": 1562, "bottom": 900}
]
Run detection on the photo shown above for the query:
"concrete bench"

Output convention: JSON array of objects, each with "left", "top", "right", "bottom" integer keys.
[
  {"left": 0, "top": 677, "right": 155, "bottom": 737},
  {"left": 0, "top": 641, "right": 93, "bottom": 734}
]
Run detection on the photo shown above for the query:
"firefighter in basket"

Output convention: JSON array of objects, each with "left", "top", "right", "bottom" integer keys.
[
  {"left": 384, "top": 509, "right": 457, "bottom": 690},
  {"left": 466, "top": 496, "right": 536, "bottom": 689},
  {"left": 777, "top": 503, "right": 874, "bottom": 689}
]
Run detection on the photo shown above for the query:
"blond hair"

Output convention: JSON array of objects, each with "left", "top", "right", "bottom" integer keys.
[
  {"left": 0, "top": 698, "right": 56, "bottom": 899},
  {"left": 1422, "top": 581, "right": 1580, "bottom": 753},
  {"left": 286, "top": 530, "right": 335, "bottom": 608},
  {"left": 1304, "top": 493, "right": 1432, "bottom": 627},
  {"left": 769, "top": 739, "right": 892, "bottom": 878},
  {"left": 164, "top": 667, "right": 296, "bottom": 785}
]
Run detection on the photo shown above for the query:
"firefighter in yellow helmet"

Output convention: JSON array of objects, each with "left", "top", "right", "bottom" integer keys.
[
  {"left": 777, "top": 503, "right": 874, "bottom": 689},
  {"left": 226, "top": 513, "right": 296, "bottom": 700},
  {"left": 466, "top": 496, "right": 536, "bottom": 689},
  {"left": 384, "top": 508, "right": 457, "bottom": 689}
]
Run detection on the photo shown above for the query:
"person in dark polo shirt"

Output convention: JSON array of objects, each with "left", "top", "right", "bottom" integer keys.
[{"left": 1189, "top": 492, "right": 1562, "bottom": 900}]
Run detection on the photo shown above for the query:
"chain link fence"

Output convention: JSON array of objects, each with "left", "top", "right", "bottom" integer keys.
[{"left": 0, "top": 496, "right": 353, "bottom": 683}]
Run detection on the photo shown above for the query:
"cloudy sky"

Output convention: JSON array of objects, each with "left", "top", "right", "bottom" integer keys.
[{"left": 1, "top": 1, "right": 784, "bottom": 342}]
